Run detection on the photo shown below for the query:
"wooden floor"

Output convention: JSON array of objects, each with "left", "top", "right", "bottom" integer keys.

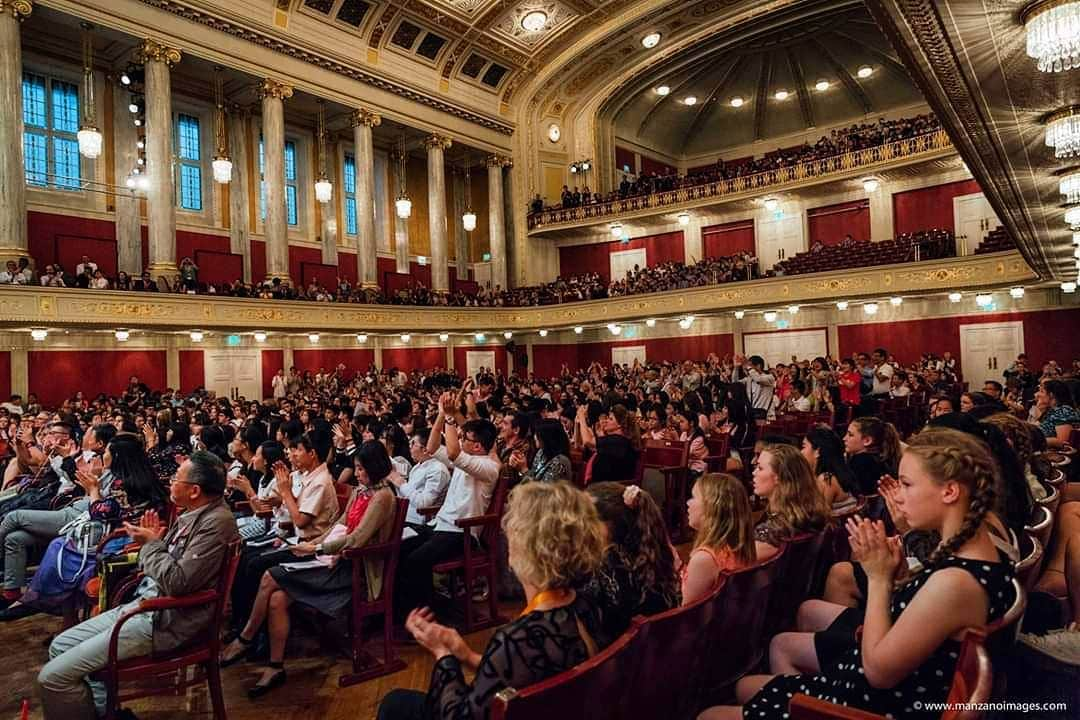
[{"left": 0, "top": 604, "right": 513, "bottom": 720}]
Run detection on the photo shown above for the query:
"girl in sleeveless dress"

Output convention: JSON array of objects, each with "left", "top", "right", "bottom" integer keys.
[
  {"left": 699, "top": 427, "right": 1016, "bottom": 719},
  {"left": 682, "top": 472, "right": 756, "bottom": 605}
]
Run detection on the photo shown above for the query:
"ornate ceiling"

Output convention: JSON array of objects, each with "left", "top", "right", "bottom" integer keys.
[
  {"left": 865, "top": 0, "right": 1075, "bottom": 281},
  {"left": 606, "top": 2, "right": 927, "bottom": 158}
]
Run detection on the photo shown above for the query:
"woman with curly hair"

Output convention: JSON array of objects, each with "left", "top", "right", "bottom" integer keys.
[
  {"left": 582, "top": 481, "right": 680, "bottom": 645},
  {"left": 703, "top": 427, "right": 1017, "bottom": 720},
  {"left": 377, "top": 481, "right": 607, "bottom": 720},
  {"left": 751, "top": 443, "right": 830, "bottom": 560}
]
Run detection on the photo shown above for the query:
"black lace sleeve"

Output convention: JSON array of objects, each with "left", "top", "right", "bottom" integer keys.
[{"left": 425, "top": 607, "right": 592, "bottom": 719}]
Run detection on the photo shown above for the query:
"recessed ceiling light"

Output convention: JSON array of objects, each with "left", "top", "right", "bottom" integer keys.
[
  {"left": 787, "top": 305, "right": 799, "bottom": 314},
  {"left": 504, "top": 331, "right": 513, "bottom": 339},
  {"left": 356, "top": 333, "right": 367, "bottom": 343},
  {"left": 763, "top": 197, "right": 779, "bottom": 211},
  {"left": 857, "top": 65, "right": 874, "bottom": 78},
  {"left": 573, "top": 326, "right": 583, "bottom": 334},
  {"left": 1010, "top": 287, "right": 1025, "bottom": 299},
  {"left": 655, "top": 85, "right": 670, "bottom": 96},
  {"left": 439, "top": 333, "right": 449, "bottom": 342},
  {"left": 539, "top": 329, "right": 549, "bottom": 337},
  {"left": 763, "top": 311, "right": 777, "bottom": 323},
  {"left": 734, "top": 310, "right": 745, "bottom": 319},
  {"left": 890, "top": 296, "right": 903, "bottom": 306},
  {"left": 475, "top": 333, "right": 486, "bottom": 341},
  {"left": 401, "top": 333, "right": 411, "bottom": 343},
  {"left": 641, "top": 32, "right": 661, "bottom": 49},
  {"left": 976, "top": 293, "right": 993, "bottom": 307},
  {"left": 521, "top": 10, "right": 548, "bottom": 32},
  {"left": 1062, "top": 281, "right": 1078, "bottom": 293},
  {"left": 677, "top": 211, "right": 690, "bottom": 226},
  {"left": 730, "top": 96, "right": 744, "bottom": 107},
  {"left": 864, "top": 303, "right": 879, "bottom": 315},
  {"left": 683, "top": 96, "right": 697, "bottom": 106},
  {"left": 307, "top": 333, "right": 319, "bottom": 344},
  {"left": 254, "top": 331, "right": 267, "bottom": 342},
  {"left": 948, "top": 292, "right": 963, "bottom": 302},
  {"left": 836, "top": 301, "right": 849, "bottom": 310},
  {"left": 862, "top": 177, "right": 880, "bottom": 193},
  {"left": 115, "top": 329, "right": 130, "bottom": 342},
  {"left": 645, "top": 318, "right": 656, "bottom": 327},
  {"left": 774, "top": 90, "right": 789, "bottom": 100},
  {"left": 815, "top": 79, "right": 830, "bottom": 91},
  {"left": 30, "top": 328, "right": 47, "bottom": 341}
]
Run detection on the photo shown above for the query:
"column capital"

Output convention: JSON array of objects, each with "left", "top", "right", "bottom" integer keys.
[
  {"left": 423, "top": 134, "right": 452, "bottom": 151},
  {"left": 350, "top": 108, "right": 382, "bottom": 128},
  {"left": 137, "top": 39, "right": 182, "bottom": 67},
  {"left": 486, "top": 153, "right": 512, "bottom": 168},
  {"left": 0, "top": 0, "right": 32, "bottom": 20},
  {"left": 258, "top": 78, "right": 294, "bottom": 101}
]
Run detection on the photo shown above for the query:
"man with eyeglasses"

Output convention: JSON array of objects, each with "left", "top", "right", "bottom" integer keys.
[
  {"left": 0, "top": 421, "right": 80, "bottom": 517},
  {"left": 38, "top": 451, "right": 238, "bottom": 720},
  {"left": 395, "top": 391, "right": 500, "bottom": 618}
]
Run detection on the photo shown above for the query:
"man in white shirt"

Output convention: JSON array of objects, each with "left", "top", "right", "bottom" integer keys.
[
  {"left": 391, "top": 428, "right": 450, "bottom": 531},
  {"left": 75, "top": 255, "right": 97, "bottom": 278},
  {"left": 871, "top": 348, "right": 894, "bottom": 398},
  {"left": 0, "top": 261, "right": 26, "bottom": 285},
  {"left": 734, "top": 354, "right": 776, "bottom": 420},
  {"left": 395, "top": 392, "right": 500, "bottom": 618}
]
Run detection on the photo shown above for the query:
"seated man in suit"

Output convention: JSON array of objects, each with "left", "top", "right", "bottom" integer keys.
[{"left": 37, "top": 451, "right": 239, "bottom": 720}]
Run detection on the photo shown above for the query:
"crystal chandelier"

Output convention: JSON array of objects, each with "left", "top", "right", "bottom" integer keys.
[
  {"left": 395, "top": 135, "right": 412, "bottom": 219},
  {"left": 211, "top": 67, "right": 232, "bottom": 184},
  {"left": 314, "top": 101, "right": 333, "bottom": 203},
  {"left": 1066, "top": 205, "right": 1080, "bottom": 228},
  {"left": 462, "top": 162, "right": 477, "bottom": 232},
  {"left": 1046, "top": 106, "right": 1080, "bottom": 158},
  {"left": 1061, "top": 172, "right": 1080, "bottom": 202},
  {"left": 1024, "top": 0, "right": 1080, "bottom": 72},
  {"left": 77, "top": 24, "right": 103, "bottom": 159}
]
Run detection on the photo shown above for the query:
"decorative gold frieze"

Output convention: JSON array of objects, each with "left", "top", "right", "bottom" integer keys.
[
  {"left": 137, "top": 39, "right": 182, "bottom": 67},
  {"left": 0, "top": 0, "right": 32, "bottom": 20},
  {"left": 486, "top": 153, "right": 513, "bottom": 168},
  {"left": 258, "top": 78, "right": 294, "bottom": 100},
  {"left": 0, "top": 253, "right": 1035, "bottom": 333},
  {"left": 350, "top": 109, "right": 382, "bottom": 128},
  {"left": 423, "top": 134, "right": 453, "bottom": 151}
]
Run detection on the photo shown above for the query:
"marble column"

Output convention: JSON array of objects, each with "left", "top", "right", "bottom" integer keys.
[
  {"left": 141, "top": 39, "right": 181, "bottom": 278},
  {"left": 868, "top": 184, "right": 894, "bottom": 242},
  {"left": 320, "top": 146, "right": 338, "bottom": 268},
  {"left": 683, "top": 218, "right": 702, "bottom": 264},
  {"left": 390, "top": 150, "right": 409, "bottom": 274},
  {"left": 259, "top": 79, "right": 293, "bottom": 282},
  {"left": 0, "top": 0, "right": 32, "bottom": 265},
  {"left": 452, "top": 168, "right": 469, "bottom": 281},
  {"left": 486, "top": 154, "right": 510, "bottom": 291},
  {"left": 112, "top": 78, "right": 141, "bottom": 275},
  {"left": 425, "top": 134, "right": 452, "bottom": 293},
  {"left": 227, "top": 106, "right": 251, "bottom": 281},
  {"left": 351, "top": 108, "right": 380, "bottom": 287}
]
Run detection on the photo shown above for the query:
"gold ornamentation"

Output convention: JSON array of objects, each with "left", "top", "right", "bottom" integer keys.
[
  {"left": 137, "top": 39, "right": 182, "bottom": 66},
  {"left": 0, "top": 0, "right": 32, "bottom": 20},
  {"left": 258, "top": 78, "right": 294, "bottom": 100},
  {"left": 423, "top": 134, "right": 453, "bottom": 151},
  {"left": 350, "top": 108, "right": 382, "bottom": 128},
  {"left": 71, "top": 300, "right": 179, "bottom": 319},
  {"left": 486, "top": 154, "right": 512, "bottom": 168}
]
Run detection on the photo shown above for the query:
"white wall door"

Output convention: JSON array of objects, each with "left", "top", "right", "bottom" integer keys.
[
  {"left": 465, "top": 350, "right": 496, "bottom": 379},
  {"left": 743, "top": 329, "right": 827, "bottom": 368},
  {"left": 953, "top": 193, "right": 998, "bottom": 255},
  {"left": 204, "top": 350, "right": 262, "bottom": 400},
  {"left": 472, "top": 262, "right": 492, "bottom": 289},
  {"left": 757, "top": 215, "right": 804, "bottom": 270},
  {"left": 611, "top": 345, "right": 646, "bottom": 367},
  {"left": 959, "top": 321, "right": 1023, "bottom": 388},
  {"left": 610, "top": 248, "right": 646, "bottom": 283}
]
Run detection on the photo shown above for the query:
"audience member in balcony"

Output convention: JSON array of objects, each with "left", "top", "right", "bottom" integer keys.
[
  {"left": 1033, "top": 379, "right": 1080, "bottom": 449},
  {"left": 74, "top": 255, "right": 97, "bottom": 278},
  {"left": 89, "top": 269, "right": 109, "bottom": 290},
  {"left": 0, "top": 260, "right": 27, "bottom": 285},
  {"left": 113, "top": 271, "right": 132, "bottom": 291},
  {"left": 682, "top": 472, "right": 756, "bottom": 606},
  {"left": 708, "top": 428, "right": 1016, "bottom": 720},
  {"left": 582, "top": 482, "right": 679, "bottom": 645},
  {"left": 38, "top": 265, "right": 64, "bottom": 288},
  {"left": 802, "top": 427, "right": 858, "bottom": 516},
  {"left": 378, "top": 481, "right": 606, "bottom": 720},
  {"left": 179, "top": 257, "right": 199, "bottom": 293},
  {"left": 133, "top": 271, "right": 157, "bottom": 292},
  {"left": 751, "top": 443, "right": 829, "bottom": 561}
]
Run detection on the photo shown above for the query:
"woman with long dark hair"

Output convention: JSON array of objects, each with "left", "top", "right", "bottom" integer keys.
[
  {"left": 509, "top": 418, "right": 572, "bottom": 484},
  {"left": 802, "top": 427, "right": 857, "bottom": 515}
]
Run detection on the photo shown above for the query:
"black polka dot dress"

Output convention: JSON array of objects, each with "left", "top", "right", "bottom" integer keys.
[{"left": 744, "top": 555, "right": 1015, "bottom": 719}]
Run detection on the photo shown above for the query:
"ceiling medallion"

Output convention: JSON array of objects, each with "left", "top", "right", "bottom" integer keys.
[
  {"left": 1023, "top": 0, "right": 1080, "bottom": 72},
  {"left": 641, "top": 32, "right": 662, "bottom": 49},
  {"left": 521, "top": 10, "right": 548, "bottom": 32},
  {"left": 1046, "top": 106, "right": 1080, "bottom": 157}
]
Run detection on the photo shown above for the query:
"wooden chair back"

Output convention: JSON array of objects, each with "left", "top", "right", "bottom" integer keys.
[
  {"left": 764, "top": 531, "right": 828, "bottom": 637},
  {"left": 1024, "top": 504, "right": 1053, "bottom": 550},
  {"left": 1035, "top": 483, "right": 1061, "bottom": 515},
  {"left": 941, "top": 630, "right": 994, "bottom": 720},
  {"left": 1015, "top": 534, "right": 1044, "bottom": 593},
  {"left": 491, "top": 623, "right": 644, "bottom": 720}
]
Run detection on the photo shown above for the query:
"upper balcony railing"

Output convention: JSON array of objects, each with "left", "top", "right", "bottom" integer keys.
[{"left": 527, "top": 130, "right": 954, "bottom": 231}]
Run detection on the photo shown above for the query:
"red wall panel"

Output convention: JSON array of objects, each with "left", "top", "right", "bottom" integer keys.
[
  {"left": 640, "top": 155, "right": 677, "bottom": 177},
  {"left": 892, "top": 179, "right": 981, "bottom": 237},
  {"left": 28, "top": 211, "right": 117, "bottom": 276},
  {"left": 28, "top": 351, "right": 167, "bottom": 407},
  {"left": 377, "top": 256, "right": 398, "bottom": 292},
  {"left": 529, "top": 334, "right": 735, "bottom": 379},
  {"left": 380, "top": 347, "right": 448, "bottom": 372},
  {"left": 558, "top": 231, "right": 685, "bottom": 283},
  {"left": 452, "top": 345, "right": 509, "bottom": 377},
  {"left": 337, "top": 251, "right": 358, "bottom": 285},
  {"left": 0, "top": 352, "right": 10, "bottom": 402},
  {"left": 250, "top": 240, "right": 267, "bottom": 284},
  {"left": 175, "top": 230, "right": 230, "bottom": 266},
  {"left": 836, "top": 308, "right": 1080, "bottom": 378},
  {"left": 615, "top": 146, "right": 635, "bottom": 173},
  {"left": 807, "top": 200, "right": 871, "bottom": 246},
  {"left": 193, "top": 251, "right": 243, "bottom": 286},
  {"left": 178, "top": 350, "right": 204, "bottom": 393},
  {"left": 140, "top": 226, "right": 149, "bottom": 271},
  {"left": 288, "top": 246, "right": 323, "bottom": 287},
  {"left": 261, "top": 349, "right": 284, "bottom": 399},
  {"left": 292, "top": 349, "right": 375, "bottom": 380},
  {"left": 702, "top": 220, "right": 755, "bottom": 259}
]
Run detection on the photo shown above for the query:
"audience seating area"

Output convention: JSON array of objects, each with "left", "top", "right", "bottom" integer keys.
[{"left": 777, "top": 230, "right": 956, "bottom": 276}]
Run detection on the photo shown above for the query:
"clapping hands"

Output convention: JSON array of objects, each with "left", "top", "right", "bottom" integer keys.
[{"left": 847, "top": 516, "right": 903, "bottom": 583}]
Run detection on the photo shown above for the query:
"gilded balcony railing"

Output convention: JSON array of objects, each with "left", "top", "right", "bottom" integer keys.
[{"left": 527, "top": 129, "right": 953, "bottom": 230}]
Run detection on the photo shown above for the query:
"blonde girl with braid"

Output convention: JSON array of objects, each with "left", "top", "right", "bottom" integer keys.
[{"left": 701, "top": 427, "right": 1017, "bottom": 720}]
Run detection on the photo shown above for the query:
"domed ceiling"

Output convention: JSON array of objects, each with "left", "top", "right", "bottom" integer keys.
[{"left": 606, "top": 1, "right": 927, "bottom": 160}]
